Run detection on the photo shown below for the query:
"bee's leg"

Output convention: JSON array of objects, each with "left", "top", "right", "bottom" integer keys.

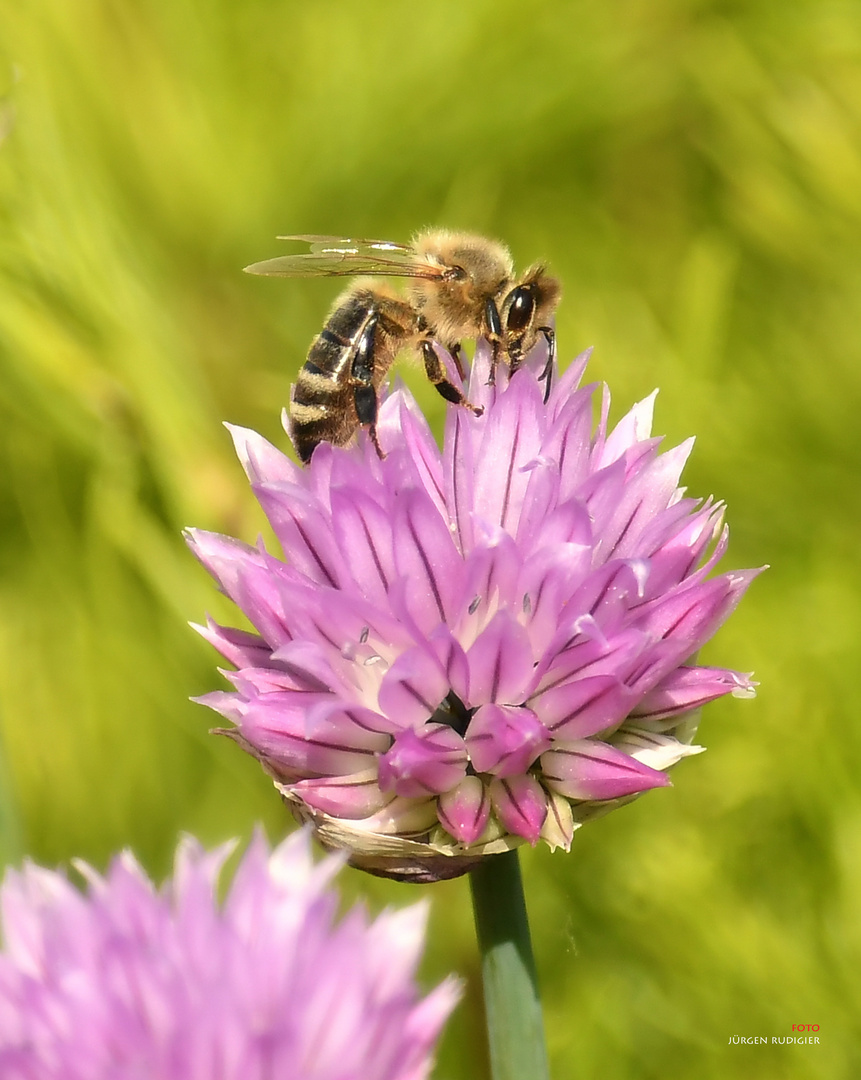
[
  {"left": 420, "top": 341, "right": 484, "bottom": 416},
  {"left": 449, "top": 342, "right": 466, "bottom": 381},
  {"left": 351, "top": 314, "right": 386, "bottom": 458},
  {"left": 537, "top": 326, "right": 556, "bottom": 403},
  {"left": 420, "top": 314, "right": 466, "bottom": 381},
  {"left": 484, "top": 297, "right": 504, "bottom": 385}
]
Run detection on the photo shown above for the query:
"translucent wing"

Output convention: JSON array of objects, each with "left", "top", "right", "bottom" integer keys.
[{"left": 244, "top": 235, "right": 443, "bottom": 279}]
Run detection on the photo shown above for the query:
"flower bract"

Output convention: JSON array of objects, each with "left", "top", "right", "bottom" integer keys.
[
  {"left": 0, "top": 830, "right": 458, "bottom": 1078},
  {"left": 189, "top": 342, "right": 760, "bottom": 881}
]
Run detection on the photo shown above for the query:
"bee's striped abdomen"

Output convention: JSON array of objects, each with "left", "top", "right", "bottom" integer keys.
[{"left": 289, "top": 292, "right": 377, "bottom": 462}]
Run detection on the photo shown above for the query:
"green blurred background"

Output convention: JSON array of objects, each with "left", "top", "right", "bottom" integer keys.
[{"left": 1, "top": 1, "right": 859, "bottom": 1076}]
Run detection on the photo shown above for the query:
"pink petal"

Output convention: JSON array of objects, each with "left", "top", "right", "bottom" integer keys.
[
  {"left": 302, "top": 699, "right": 400, "bottom": 744},
  {"left": 443, "top": 405, "right": 478, "bottom": 555},
  {"left": 533, "top": 626, "right": 648, "bottom": 697},
  {"left": 324, "top": 436, "right": 386, "bottom": 502},
  {"left": 513, "top": 459, "right": 561, "bottom": 550},
  {"left": 530, "top": 495, "right": 593, "bottom": 550},
  {"left": 632, "top": 569, "right": 763, "bottom": 675},
  {"left": 290, "top": 771, "right": 391, "bottom": 818},
  {"left": 530, "top": 674, "right": 636, "bottom": 740},
  {"left": 472, "top": 368, "right": 546, "bottom": 535},
  {"left": 517, "top": 543, "right": 591, "bottom": 660},
  {"left": 542, "top": 384, "right": 599, "bottom": 501},
  {"left": 631, "top": 666, "right": 757, "bottom": 721},
  {"left": 377, "top": 724, "right": 467, "bottom": 797},
  {"left": 579, "top": 456, "right": 628, "bottom": 545},
  {"left": 378, "top": 646, "right": 450, "bottom": 728},
  {"left": 240, "top": 698, "right": 385, "bottom": 777},
  {"left": 541, "top": 739, "right": 671, "bottom": 800},
  {"left": 270, "top": 639, "right": 348, "bottom": 695},
  {"left": 489, "top": 775, "right": 548, "bottom": 844},
  {"left": 330, "top": 487, "right": 397, "bottom": 606},
  {"left": 253, "top": 482, "right": 342, "bottom": 587},
  {"left": 437, "top": 777, "right": 491, "bottom": 844},
  {"left": 394, "top": 389, "right": 448, "bottom": 521},
  {"left": 191, "top": 618, "right": 272, "bottom": 669},
  {"left": 425, "top": 625, "right": 471, "bottom": 705},
  {"left": 454, "top": 528, "right": 521, "bottom": 637},
  {"left": 226, "top": 423, "right": 303, "bottom": 487},
  {"left": 567, "top": 559, "right": 650, "bottom": 636},
  {"left": 546, "top": 347, "right": 591, "bottom": 420},
  {"left": 465, "top": 704, "right": 551, "bottom": 776},
  {"left": 639, "top": 501, "right": 725, "bottom": 597},
  {"left": 185, "top": 530, "right": 294, "bottom": 646},
  {"left": 392, "top": 488, "right": 464, "bottom": 634},
  {"left": 597, "top": 439, "right": 695, "bottom": 561},
  {"left": 466, "top": 611, "right": 535, "bottom": 706},
  {"left": 597, "top": 389, "right": 658, "bottom": 468}
]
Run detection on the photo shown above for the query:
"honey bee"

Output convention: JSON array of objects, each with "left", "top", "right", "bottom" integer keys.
[{"left": 244, "top": 230, "right": 561, "bottom": 462}]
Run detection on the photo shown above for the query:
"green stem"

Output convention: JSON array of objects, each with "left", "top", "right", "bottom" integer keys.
[{"left": 469, "top": 849, "right": 551, "bottom": 1080}]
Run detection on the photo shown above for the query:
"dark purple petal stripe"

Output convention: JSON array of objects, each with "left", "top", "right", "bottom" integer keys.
[{"left": 392, "top": 489, "right": 463, "bottom": 633}]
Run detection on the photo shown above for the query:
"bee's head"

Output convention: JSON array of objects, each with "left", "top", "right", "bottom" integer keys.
[{"left": 409, "top": 230, "right": 514, "bottom": 344}]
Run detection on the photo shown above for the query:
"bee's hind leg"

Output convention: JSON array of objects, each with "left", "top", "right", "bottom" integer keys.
[
  {"left": 354, "top": 384, "right": 385, "bottom": 458},
  {"left": 351, "top": 314, "right": 386, "bottom": 458},
  {"left": 537, "top": 326, "right": 556, "bottom": 403}
]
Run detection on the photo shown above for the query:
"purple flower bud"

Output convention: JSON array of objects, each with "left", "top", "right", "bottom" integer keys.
[
  {"left": 379, "top": 724, "right": 468, "bottom": 797},
  {"left": 466, "top": 704, "right": 551, "bottom": 777},
  {"left": 438, "top": 776, "right": 492, "bottom": 845},
  {"left": 489, "top": 775, "right": 550, "bottom": 844},
  {"left": 0, "top": 830, "right": 459, "bottom": 1078}
]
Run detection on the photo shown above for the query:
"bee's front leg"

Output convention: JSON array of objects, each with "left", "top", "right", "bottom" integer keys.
[
  {"left": 483, "top": 296, "right": 504, "bottom": 385},
  {"left": 448, "top": 342, "right": 467, "bottom": 382}
]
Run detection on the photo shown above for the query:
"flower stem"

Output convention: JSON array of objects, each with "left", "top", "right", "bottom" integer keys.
[{"left": 469, "top": 850, "right": 551, "bottom": 1080}]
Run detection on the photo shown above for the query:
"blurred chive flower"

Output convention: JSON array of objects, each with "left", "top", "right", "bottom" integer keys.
[
  {"left": 188, "top": 343, "right": 760, "bottom": 882},
  {"left": 0, "top": 829, "right": 458, "bottom": 1080}
]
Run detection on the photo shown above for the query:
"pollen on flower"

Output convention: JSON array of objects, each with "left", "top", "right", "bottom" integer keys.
[{"left": 187, "top": 338, "right": 762, "bottom": 881}]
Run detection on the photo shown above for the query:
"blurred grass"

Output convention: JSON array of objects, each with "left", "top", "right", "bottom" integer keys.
[{"left": 1, "top": 0, "right": 860, "bottom": 1076}]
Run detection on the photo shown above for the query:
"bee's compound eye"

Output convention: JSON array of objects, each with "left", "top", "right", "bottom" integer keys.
[{"left": 505, "top": 285, "right": 536, "bottom": 333}]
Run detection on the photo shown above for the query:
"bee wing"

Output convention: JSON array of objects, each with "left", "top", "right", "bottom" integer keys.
[
  {"left": 277, "top": 234, "right": 413, "bottom": 254},
  {"left": 244, "top": 235, "right": 443, "bottom": 279}
]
